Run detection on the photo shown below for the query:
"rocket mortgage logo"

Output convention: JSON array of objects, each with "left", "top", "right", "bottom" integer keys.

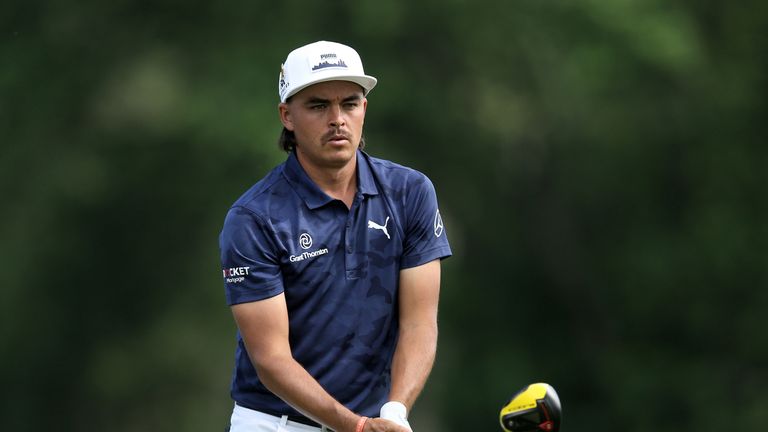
[{"left": 223, "top": 266, "right": 250, "bottom": 284}]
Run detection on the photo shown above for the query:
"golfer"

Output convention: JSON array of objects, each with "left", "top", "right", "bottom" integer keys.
[{"left": 219, "top": 40, "right": 452, "bottom": 432}]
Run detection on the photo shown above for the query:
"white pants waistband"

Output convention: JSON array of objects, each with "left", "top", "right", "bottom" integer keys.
[{"left": 230, "top": 403, "right": 331, "bottom": 432}]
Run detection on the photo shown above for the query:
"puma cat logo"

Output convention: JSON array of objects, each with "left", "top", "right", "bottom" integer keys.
[{"left": 367, "top": 216, "right": 390, "bottom": 240}]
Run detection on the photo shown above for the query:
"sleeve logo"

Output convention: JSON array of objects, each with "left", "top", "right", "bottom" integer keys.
[
  {"left": 434, "top": 209, "right": 444, "bottom": 237},
  {"left": 223, "top": 266, "right": 250, "bottom": 284}
]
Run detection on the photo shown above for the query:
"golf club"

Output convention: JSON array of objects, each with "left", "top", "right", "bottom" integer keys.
[{"left": 499, "top": 383, "right": 562, "bottom": 432}]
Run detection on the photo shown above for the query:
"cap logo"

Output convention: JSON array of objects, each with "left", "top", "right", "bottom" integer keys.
[
  {"left": 279, "top": 64, "right": 289, "bottom": 96},
  {"left": 311, "top": 52, "right": 348, "bottom": 72}
]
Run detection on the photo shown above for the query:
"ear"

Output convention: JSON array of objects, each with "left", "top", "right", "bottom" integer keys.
[
  {"left": 278, "top": 102, "right": 294, "bottom": 131},
  {"left": 360, "top": 97, "right": 368, "bottom": 128}
]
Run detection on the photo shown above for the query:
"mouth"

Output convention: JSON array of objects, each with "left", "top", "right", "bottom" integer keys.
[
  {"left": 323, "top": 129, "right": 352, "bottom": 145},
  {"left": 326, "top": 133, "right": 351, "bottom": 145}
]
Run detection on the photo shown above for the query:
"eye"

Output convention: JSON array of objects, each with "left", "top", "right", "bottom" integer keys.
[
  {"left": 344, "top": 101, "right": 360, "bottom": 109},
  {"left": 309, "top": 103, "right": 327, "bottom": 110}
]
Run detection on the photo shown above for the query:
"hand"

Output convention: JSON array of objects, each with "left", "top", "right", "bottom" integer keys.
[
  {"left": 364, "top": 417, "right": 412, "bottom": 432},
  {"left": 379, "top": 401, "right": 413, "bottom": 431}
]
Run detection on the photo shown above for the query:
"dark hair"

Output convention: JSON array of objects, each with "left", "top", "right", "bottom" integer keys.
[
  {"left": 278, "top": 127, "right": 366, "bottom": 152},
  {"left": 278, "top": 127, "right": 298, "bottom": 152}
]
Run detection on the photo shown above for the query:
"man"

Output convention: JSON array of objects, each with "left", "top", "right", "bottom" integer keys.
[{"left": 219, "top": 40, "right": 452, "bottom": 432}]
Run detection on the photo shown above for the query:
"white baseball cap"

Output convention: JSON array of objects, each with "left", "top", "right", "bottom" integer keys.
[{"left": 278, "top": 41, "right": 378, "bottom": 103}]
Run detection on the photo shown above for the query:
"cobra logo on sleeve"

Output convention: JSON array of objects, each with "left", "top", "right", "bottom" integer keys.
[{"left": 434, "top": 209, "right": 444, "bottom": 237}]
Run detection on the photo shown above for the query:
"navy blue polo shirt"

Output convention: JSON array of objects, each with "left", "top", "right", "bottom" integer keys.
[{"left": 219, "top": 150, "right": 452, "bottom": 418}]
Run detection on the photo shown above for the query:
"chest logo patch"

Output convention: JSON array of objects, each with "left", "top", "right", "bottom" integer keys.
[
  {"left": 299, "top": 232, "right": 313, "bottom": 249},
  {"left": 368, "top": 216, "right": 391, "bottom": 240},
  {"left": 291, "top": 232, "right": 329, "bottom": 263}
]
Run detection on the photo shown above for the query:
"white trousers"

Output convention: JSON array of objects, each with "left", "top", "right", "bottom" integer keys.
[{"left": 229, "top": 404, "right": 331, "bottom": 432}]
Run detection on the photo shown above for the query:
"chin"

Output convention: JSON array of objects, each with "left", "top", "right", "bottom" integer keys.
[{"left": 325, "top": 151, "right": 356, "bottom": 168}]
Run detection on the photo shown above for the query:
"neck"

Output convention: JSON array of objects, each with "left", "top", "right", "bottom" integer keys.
[{"left": 297, "top": 153, "right": 358, "bottom": 209}]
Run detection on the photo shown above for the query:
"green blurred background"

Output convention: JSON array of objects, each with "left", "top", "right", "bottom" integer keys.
[{"left": 2, "top": 0, "right": 766, "bottom": 431}]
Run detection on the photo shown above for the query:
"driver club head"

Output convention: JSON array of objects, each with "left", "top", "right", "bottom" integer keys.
[{"left": 499, "top": 383, "right": 562, "bottom": 432}]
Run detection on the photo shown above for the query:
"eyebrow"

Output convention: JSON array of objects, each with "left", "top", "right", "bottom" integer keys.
[{"left": 304, "top": 94, "right": 364, "bottom": 105}]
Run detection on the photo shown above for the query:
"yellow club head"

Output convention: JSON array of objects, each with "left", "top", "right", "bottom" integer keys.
[{"left": 500, "top": 383, "right": 562, "bottom": 432}]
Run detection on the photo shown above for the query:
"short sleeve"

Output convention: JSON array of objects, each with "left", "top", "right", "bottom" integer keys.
[
  {"left": 400, "top": 173, "right": 452, "bottom": 269},
  {"left": 219, "top": 206, "right": 285, "bottom": 305}
]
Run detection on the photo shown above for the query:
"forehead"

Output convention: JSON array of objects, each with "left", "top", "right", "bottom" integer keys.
[{"left": 292, "top": 80, "right": 365, "bottom": 101}]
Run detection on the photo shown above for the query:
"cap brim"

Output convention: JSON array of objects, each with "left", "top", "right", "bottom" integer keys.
[{"left": 283, "top": 75, "right": 378, "bottom": 102}]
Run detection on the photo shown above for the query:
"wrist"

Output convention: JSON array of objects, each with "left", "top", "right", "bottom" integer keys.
[
  {"left": 381, "top": 400, "right": 408, "bottom": 417},
  {"left": 355, "top": 416, "right": 368, "bottom": 432}
]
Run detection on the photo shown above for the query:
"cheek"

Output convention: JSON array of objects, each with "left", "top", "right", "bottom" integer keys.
[
  {"left": 293, "top": 116, "right": 320, "bottom": 133},
  {"left": 350, "top": 111, "right": 366, "bottom": 127}
]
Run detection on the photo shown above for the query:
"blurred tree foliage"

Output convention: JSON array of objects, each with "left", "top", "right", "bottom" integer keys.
[{"left": 1, "top": 1, "right": 766, "bottom": 431}]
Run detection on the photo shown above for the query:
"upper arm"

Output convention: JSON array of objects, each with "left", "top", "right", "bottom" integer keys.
[
  {"left": 399, "top": 172, "right": 452, "bottom": 269},
  {"left": 220, "top": 207, "right": 285, "bottom": 305},
  {"left": 231, "top": 294, "right": 292, "bottom": 367},
  {"left": 398, "top": 259, "right": 441, "bottom": 328}
]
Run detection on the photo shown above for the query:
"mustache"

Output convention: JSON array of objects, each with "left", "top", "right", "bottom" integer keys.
[{"left": 322, "top": 129, "right": 353, "bottom": 141}]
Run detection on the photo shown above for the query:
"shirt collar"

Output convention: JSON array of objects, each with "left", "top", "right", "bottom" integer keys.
[
  {"left": 356, "top": 150, "right": 379, "bottom": 197},
  {"left": 283, "top": 150, "right": 379, "bottom": 210}
]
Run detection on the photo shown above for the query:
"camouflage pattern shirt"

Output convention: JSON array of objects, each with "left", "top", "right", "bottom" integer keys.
[{"left": 219, "top": 150, "right": 452, "bottom": 418}]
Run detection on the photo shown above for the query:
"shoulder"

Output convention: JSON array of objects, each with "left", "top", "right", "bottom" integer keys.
[
  {"left": 230, "top": 163, "right": 289, "bottom": 216},
  {"left": 363, "top": 152, "right": 433, "bottom": 191},
  {"left": 221, "top": 166, "right": 286, "bottom": 243},
  {"left": 220, "top": 163, "right": 292, "bottom": 238}
]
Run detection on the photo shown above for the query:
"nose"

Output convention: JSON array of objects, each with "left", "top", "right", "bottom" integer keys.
[{"left": 328, "top": 103, "right": 345, "bottom": 128}]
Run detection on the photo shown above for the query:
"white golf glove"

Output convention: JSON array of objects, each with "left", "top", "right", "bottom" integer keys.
[{"left": 380, "top": 401, "right": 413, "bottom": 431}]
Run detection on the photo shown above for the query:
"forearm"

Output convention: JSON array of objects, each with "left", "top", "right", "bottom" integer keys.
[
  {"left": 388, "top": 322, "right": 438, "bottom": 410},
  {"left": 254, "top": 353, "right": 360, "bottom": 432}
]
